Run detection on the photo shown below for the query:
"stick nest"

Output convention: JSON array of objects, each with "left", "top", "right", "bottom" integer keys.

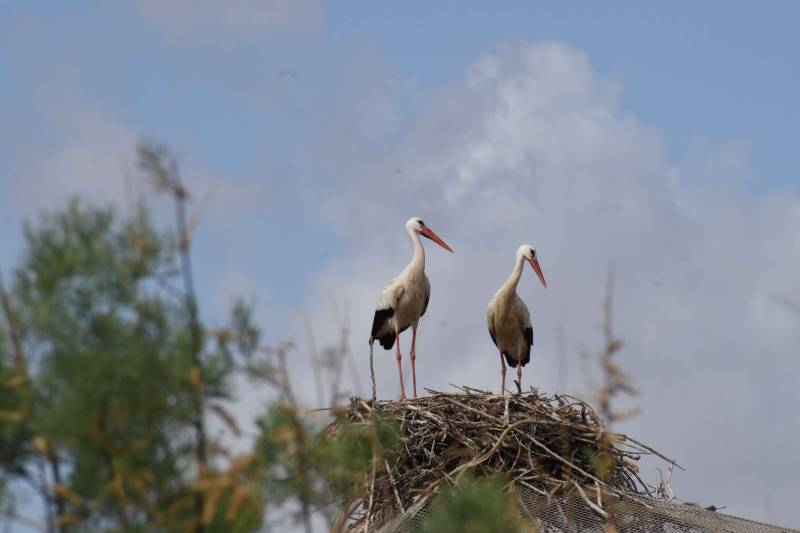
[{"left": 329, "top": 386, "right": 678, "bottom": 530}]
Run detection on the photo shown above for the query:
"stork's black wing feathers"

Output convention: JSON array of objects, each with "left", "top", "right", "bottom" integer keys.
[
  {"left": 371, "top": 307, "right": 396, "bottom": 350},
  {"left": 520, "top": 327, "right": 533, "bottom": 367},
  {"left": 371, "top": 307, "right": 394, "bottom": 338},
  {"left": 505, "top": 326, "right": 533, "bottom": 368},
  {"left": 420, "top": 293, "right": 430, "bottom": 318}
]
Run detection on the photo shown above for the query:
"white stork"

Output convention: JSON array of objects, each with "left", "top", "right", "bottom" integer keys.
[
  {"left": 487, "top": 244, "right": 547, "bottom": 395},
  {"left": 369, "top": 217, "right": 453, "bottom": 400}
]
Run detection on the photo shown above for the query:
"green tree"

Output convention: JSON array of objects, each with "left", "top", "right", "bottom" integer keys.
[
  {"left": 5, "top": 199, "right": 201, "bottom": 529},
  {"left": 421, "top": 476, "right": 534, "bottom": 533},
  {"left": 0, "top": 142, "right": 391, "bottom": 532},
  {"left": 0, "top": 142, "right": 269, "bottom": 530}
]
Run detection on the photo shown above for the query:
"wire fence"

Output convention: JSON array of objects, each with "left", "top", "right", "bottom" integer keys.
[{"left": 378, "top": 487, "right": 798, "bottom": 533}]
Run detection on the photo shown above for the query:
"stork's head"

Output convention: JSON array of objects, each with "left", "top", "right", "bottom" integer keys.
[
  {"left": 405, "top": 217, "right": 454, "bottom": 252},
  {"left": 517, "top": 244, "right": 547, "bottom": 289}
]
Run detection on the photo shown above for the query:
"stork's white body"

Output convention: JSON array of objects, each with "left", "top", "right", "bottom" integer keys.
[
  {"left": 487, "top": 287, "right": 532, "bottom": 367},
  {"left": 369, "top": 218, "right": 451, "bottom": 400},
  {"left": 487, "top": 245, "right": 545, "bottom": 394},
  {"left": 372, "top": 246, "right": 430, "bottom": 342}
]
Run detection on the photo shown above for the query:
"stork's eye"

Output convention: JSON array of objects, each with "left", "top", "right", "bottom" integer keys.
[{"left": 418, "top": 219, "right": 425, "bottom": 227}]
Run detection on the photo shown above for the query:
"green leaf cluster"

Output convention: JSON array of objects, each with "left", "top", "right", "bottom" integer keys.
[
  {"left": 420, "top": 476, "right": 535, "bottom": 533},
  {"left": 0, "top": 198, "right": 253, "bottom": 530}
]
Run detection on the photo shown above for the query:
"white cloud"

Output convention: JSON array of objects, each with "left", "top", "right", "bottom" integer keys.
[
  {"left": 11, "top": 107, "right": 274, "bottom": 226},
  {"left": 287, "top": 41, "right": 800, "bottom": 527},
  {"left": 13, "top": 109, "right": 139, "bottom": 211}
]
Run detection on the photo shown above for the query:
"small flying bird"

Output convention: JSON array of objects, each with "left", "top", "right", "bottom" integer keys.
[
  {"left": 369, "top": 217, "right": 453, "bottom": 400},
  {"left": 487, "top": 245, "right": 547, "bottom": 395},
  {"left": 275, "top": 68, "right": 297, "bottom": 80}
]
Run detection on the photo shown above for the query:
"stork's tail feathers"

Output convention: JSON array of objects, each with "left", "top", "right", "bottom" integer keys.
[
  {"left": 503, "top": 350, "right": 530, "bottom": 368},
  {"left": 368, "top": 333, "right": 396, "bottom": 350},
  {"left": 377, "top": 332, "right": 395, "bottom": 350},
  {"left": 503, "top": 352, "right": 518, "bottom": 368}
]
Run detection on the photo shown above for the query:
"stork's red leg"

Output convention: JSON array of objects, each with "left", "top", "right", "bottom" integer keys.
[
  {"left": 395, "top": 331, "right": 406, "bottom": 400},
  {"left": 410, "top": 325, "right": 418, "bottom": 399},
  {"left": 516, "top": 363, "right": 523, "bottom": 394},
  {"left": 499, "top": 351, "right": 506, "bottom": 395}
]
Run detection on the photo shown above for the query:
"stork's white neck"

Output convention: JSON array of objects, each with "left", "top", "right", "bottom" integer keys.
[
  {"left": 402, "top": 226, "right": 425, "bottom": 277},
  {"left": 499, "top": 254, "right": 525, "bottom": 296}
]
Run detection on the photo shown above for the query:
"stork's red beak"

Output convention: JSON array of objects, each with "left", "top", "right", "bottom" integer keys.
[
  {"left": 419, "top": 227, "right": 454, "bottom": 252},
  {"left": 528, "top": 257, "right": 547, "bottom": 288}
]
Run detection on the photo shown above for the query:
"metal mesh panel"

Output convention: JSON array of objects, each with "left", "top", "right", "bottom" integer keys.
[{"left": 377, "top": 488, "right": 798, "bottom": 533}]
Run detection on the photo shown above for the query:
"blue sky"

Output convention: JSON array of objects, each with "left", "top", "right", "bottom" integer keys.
[
  {"left": 2, "top": 1, "right": 799, "bottom": 309},
  {"left": 2, "top": 2, "right": 800, "bottom": 530}
]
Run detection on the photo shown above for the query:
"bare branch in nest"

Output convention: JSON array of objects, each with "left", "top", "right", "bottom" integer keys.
[{"left": 656, "top": 465, "right": 675, "bottom": 502}]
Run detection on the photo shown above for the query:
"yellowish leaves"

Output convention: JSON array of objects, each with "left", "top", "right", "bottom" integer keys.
[
  {"left": 158, "top": 495, "right": 195, "bottom": 526},
  {"left": 0, "top": 371, "right": 31, "bottom": 421},
  {"left": 213, "top": 328, "right": 232, "bottom": 343},
  {"left": 201, "top": 486, "right": 222, "bottom": 525},
  {"left": 55, "top": 484, "right": 83, "bottom": 506},
  {"left": 195, "top": 455, "right": 257, "bottom": 492},
  {"left": 230, "top": 453, "right": 257, "bottom": 476},
  {"left": 128, "top": 469, "right": 154, "bottom": 494},
  {"left": 57, "top": 514, "right": 80, "bottom": 526},
  {"left": 3, "top": 372, "right": 26, "bottom": 389},
  {"left": 207, "top": 440, "right": 232, "bottom": 459},
  {"left": 87, "top": 422, "right": 106, "bottom": 446},
  {"left": 189, "top": 363, "right": 202, "bottom": 394},
  {"left": 194, "top": 453, "right": 261, "bottom": 526},
  {"left": 226, "top": 485, "right": 258, "bottom": 520},
  {"left": 111, "top": 472, "right": 125, "bottom": 501},
  {"left": 0, "top": 408, "right": 26, "bottom": 422},
  {"left": 31, "top": 435, "right": 49, "bottom": 453},
  {"left": 271, "top": 424, "right": 299, "bottom": 445}
]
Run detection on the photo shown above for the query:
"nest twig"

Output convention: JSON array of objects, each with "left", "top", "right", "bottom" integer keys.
[{"left": 328, "top": 386, "right": 680, "bottom": 530}]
